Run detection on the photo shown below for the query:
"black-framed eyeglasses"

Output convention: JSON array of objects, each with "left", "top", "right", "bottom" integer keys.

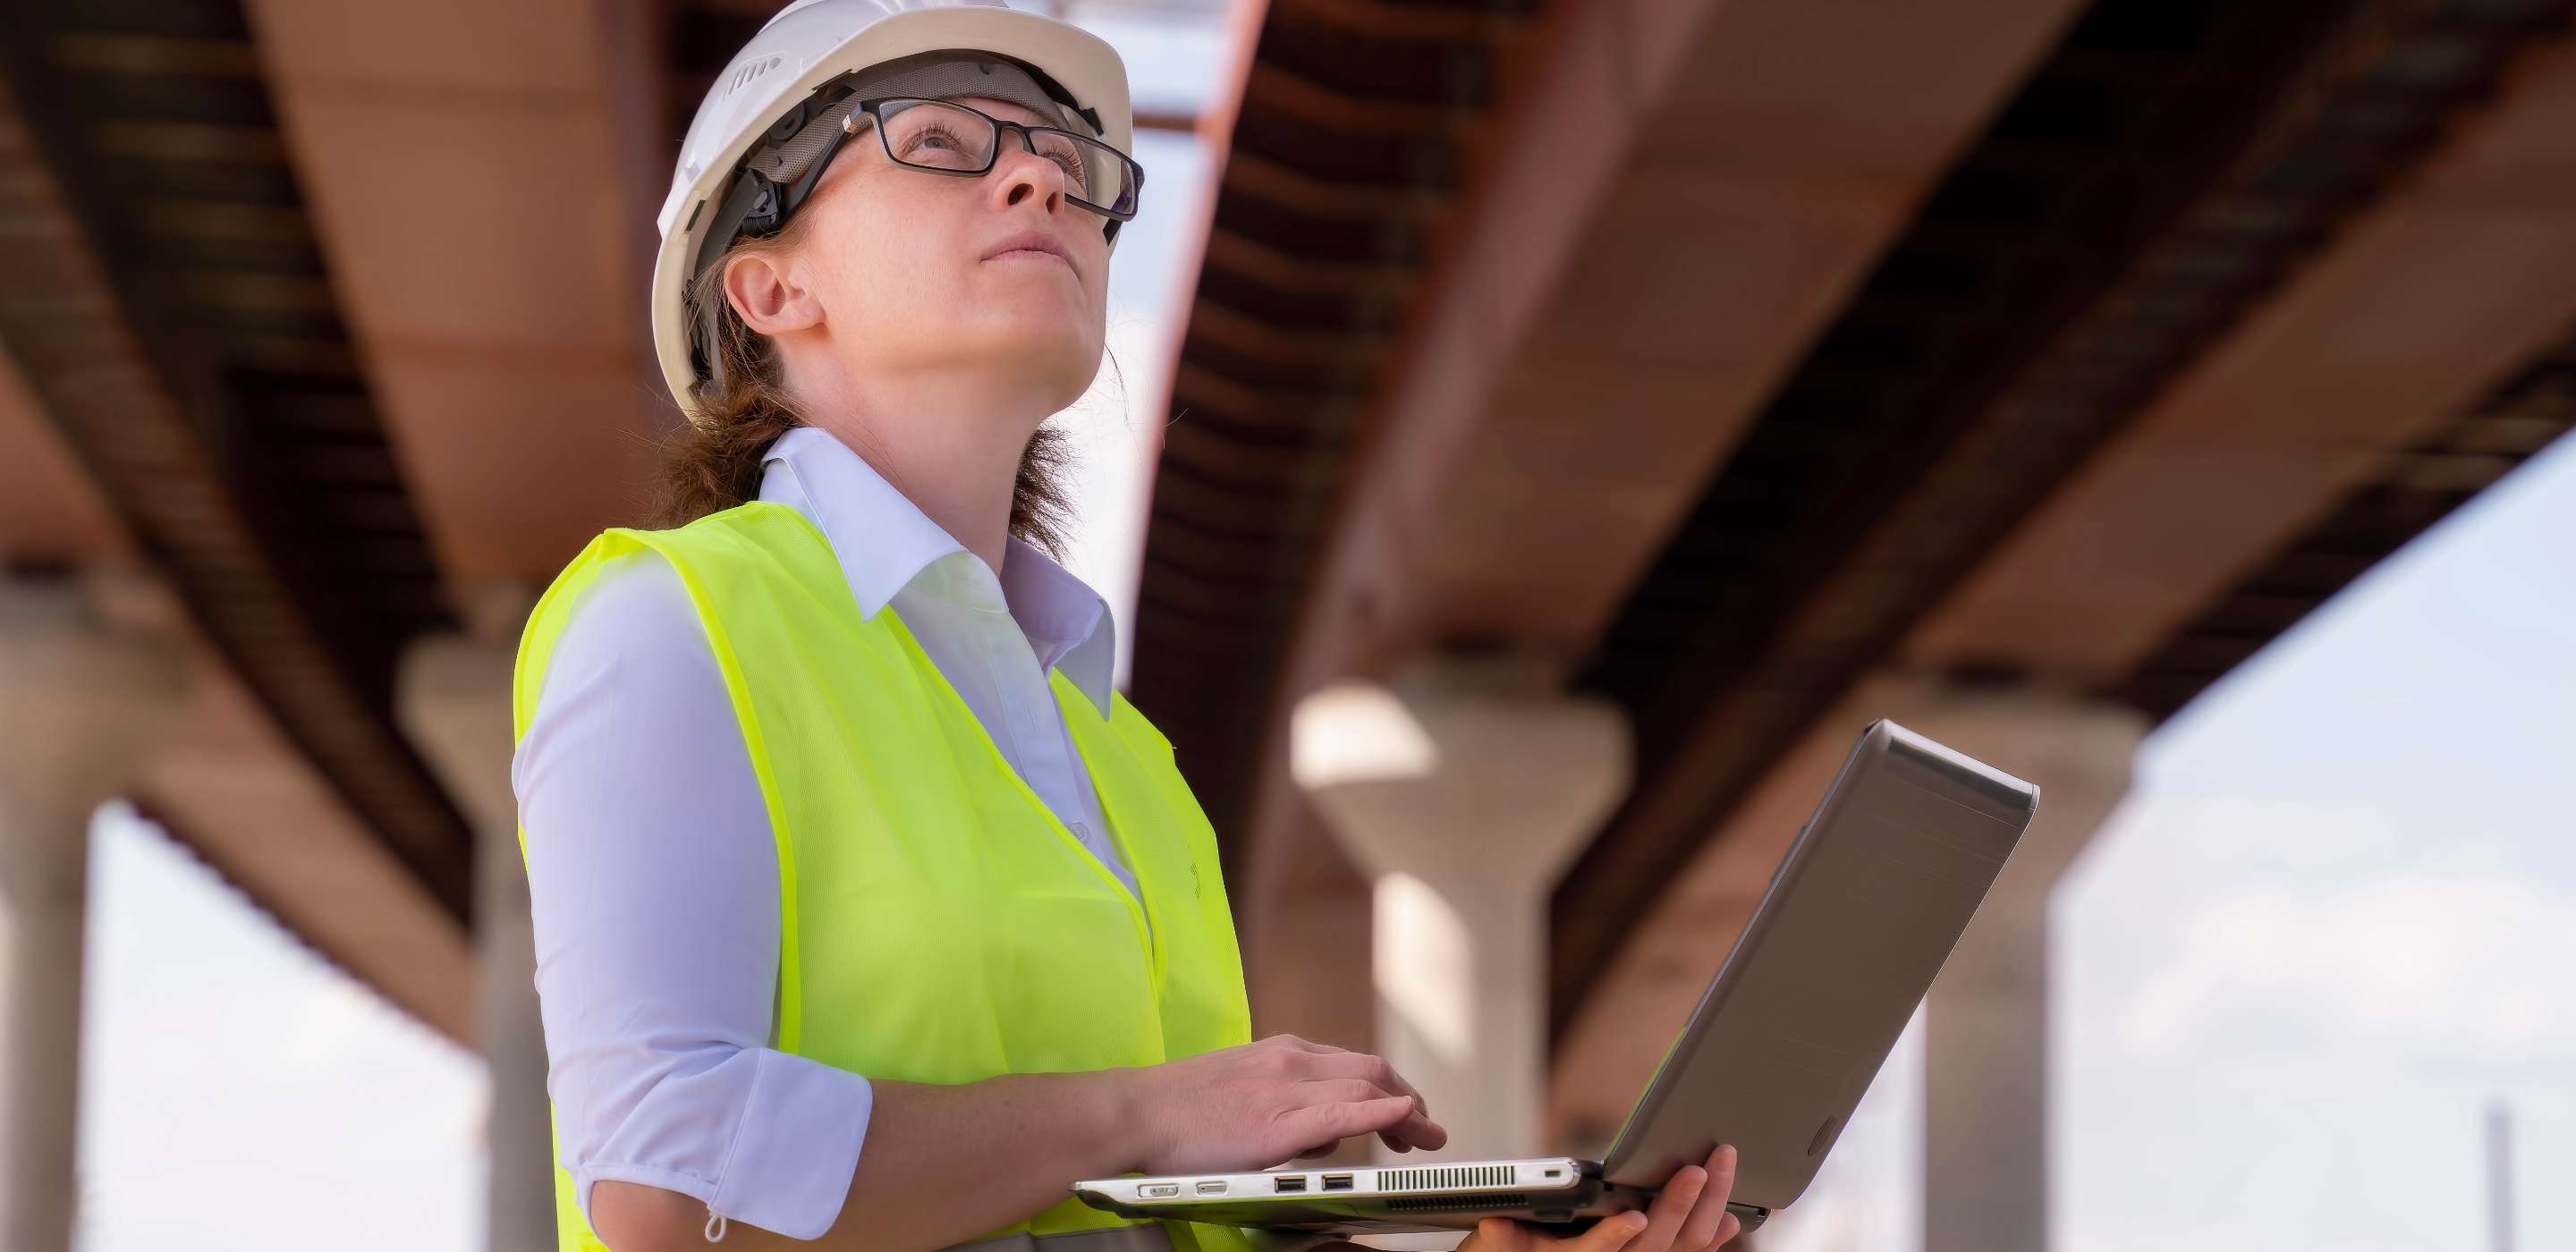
[
  {"left": 776, "top": 95, "right": 1142, "bottom": 232},
  {"left": 688, "top": 87, "right": 1146, "bottom": 380}
]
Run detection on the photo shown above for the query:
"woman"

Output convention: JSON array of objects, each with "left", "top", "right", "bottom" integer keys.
[{"left": 510, "top": 2, "right": 1748, "bottom": 1250}]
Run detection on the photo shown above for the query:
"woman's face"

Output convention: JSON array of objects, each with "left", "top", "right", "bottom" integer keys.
[{"left": 766, "top": 94, "right": 1114, "bottom": 414}]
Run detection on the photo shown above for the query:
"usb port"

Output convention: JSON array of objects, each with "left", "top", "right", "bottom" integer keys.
[
  {"left": 1140, "top": 1183, "right": 1180, "bottom": 1198},
  {"left": 1275, "top": 1175, "right": 1308, "bottom": 1193},
  {"left": 1196, "top": 1180, "right": 1229, "bottom": 1196},
  {"left": 1321, "top": 1174, "right": 1354, "bottom": 1192}
]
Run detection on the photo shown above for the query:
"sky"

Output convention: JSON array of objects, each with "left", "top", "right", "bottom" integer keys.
[
  {"left": 74, "top": 800, "right": 487, "bottom": 1250},
  {"left": 2048, "top": 427, "right": 2576, "bottom": 1252},
  {"left": 64, "top": 5, "right": 2576, "bottom": 1249}
]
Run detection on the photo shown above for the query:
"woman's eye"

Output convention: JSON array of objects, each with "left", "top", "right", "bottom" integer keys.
[
  {"left": 902, "top": 126, "right": 960, "bottom": 153},
  {"left": 1050, "top": 154, "right": 1088, "bottom": 188}
]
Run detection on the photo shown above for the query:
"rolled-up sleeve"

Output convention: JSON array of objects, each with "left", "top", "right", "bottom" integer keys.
[{"left": 513, "top": 551, "right": 873, "bottom": 1240}]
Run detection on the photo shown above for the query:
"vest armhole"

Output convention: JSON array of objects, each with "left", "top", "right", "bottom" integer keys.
[
  {"left": 638, "top": 530, "right": 808, "bottom": 1056},
  {"left": 518, "top": 524, "right": 809, "bottom": 1056}
]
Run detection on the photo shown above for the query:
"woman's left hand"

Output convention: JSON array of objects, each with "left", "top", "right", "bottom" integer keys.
[{"left": 1454, "top": 1145, "right": 1743, "bottom": 1252}]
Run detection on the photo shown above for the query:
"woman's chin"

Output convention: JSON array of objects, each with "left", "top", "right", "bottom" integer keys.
[
  {"left": 962, "top": 348, "right": 1097, "bottom": 412},
  {"left": 967, "top": 321, "right": 1101, "bottom": 385}
]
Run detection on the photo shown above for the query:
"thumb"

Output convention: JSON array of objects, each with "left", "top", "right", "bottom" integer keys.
[
  {"left": 1579, "top": 1211, "right": 1651, "bottom": 1252},
  {"left": 1715, "top": 1212, "right": 1743, "bottom": 1248}
]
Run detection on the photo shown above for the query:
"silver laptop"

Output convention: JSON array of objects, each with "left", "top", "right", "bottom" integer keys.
[{"left": 1073, "top": 719, "right": 2038, "bottom": 1238}]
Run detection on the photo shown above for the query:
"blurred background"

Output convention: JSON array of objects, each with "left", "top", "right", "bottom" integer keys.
[{"left": 0, "top": 0, "right": 2569, "bottom": 1248}]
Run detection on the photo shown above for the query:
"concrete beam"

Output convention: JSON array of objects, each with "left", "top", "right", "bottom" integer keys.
[
  {"left": 0, "top": 350, "right": 123, "bottom": 568},
  {"left": 1419, "top": 0, "right": 2089, "bottom": 647},
  {"left": 1903, "top": 30, "right": 2576, "bottom": 684},
  {"left": 1228, "top": 0, "right": 2090, "bottom": 967},
  {"left": 243, "top": 0, "right": 662, "bottom": 583},
  {"left": 0, "top": 41, "right": 479, "bottom": 927}
]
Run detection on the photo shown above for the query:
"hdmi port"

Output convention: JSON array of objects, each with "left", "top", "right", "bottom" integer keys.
[
  {"left": 1275, "top": 1175, "right": 1308, "bottom": 1193},
  {"left": 1321, "top": 1174, "right": 1355, "bottom": 1192}
]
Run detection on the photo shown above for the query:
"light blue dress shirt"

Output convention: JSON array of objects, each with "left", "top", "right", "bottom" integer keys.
[{"left": 512, "top": 425, "right": 1140, "bottom": 1239}]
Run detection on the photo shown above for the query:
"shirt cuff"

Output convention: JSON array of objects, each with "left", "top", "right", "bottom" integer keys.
[{"left": 707, "top": 1050, "right": 876, "bottom": 1239}]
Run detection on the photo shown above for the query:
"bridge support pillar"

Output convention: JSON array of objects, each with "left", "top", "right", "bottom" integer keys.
[{"left": 1292, "top": 655, "right": 1629, "bottom": 1165}]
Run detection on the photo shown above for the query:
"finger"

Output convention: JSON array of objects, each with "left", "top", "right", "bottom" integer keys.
[
  {"left": 1364, "top": 1106, "right": 1445, "bottom": 1153},
  {"left": 1297, "top": 1078, "right": 1444, "bottom": 1151},
  {"left": 1309, "top": 1061, "right": 1453, "bottom": 1148},
  {"left": 1471, "top": 1218, "right": 1525, "bottom": 1252},
  {"left": 1376, "top": 1110, "right": 1436, "bottom": 1150},
  {"left": 1281, "top": 1095, "right": 1414, "bottom": 1151},
  {"left": 1307, "top": 1049, "right": 1435, "bottom": 1120},
  {"left": 1630, "top": 1165, "right": 1706, "bottom": 1252},
  {"left": 1301, "top": 1077, "right": 1402, "bottom": 1107},
  {"left": 1385, "top": 1104, "right": 1447, "bottom": 1151},
  {"left": 1710, "top": 1212, "right": 1742, "bottom": 1249},
  {"left": 1309, "top": 1080, "right": 1441, "bottom": 1150},
  {"left": 1361, "top": 1052, "right": 1434, "bottom": 1121},
  {"left": 1572, "top": 1211, "right": 1651, "bottom": 1252},
  {"left": 1379, "top": 1062, "right": 1433, "bottom": 1121},
  {"left": 1367, "top": 1099, "right": 1445, "bottom": 1151},
  {"left": 1674, "top": 1146, "right": 1738, "bottom": 1251}
]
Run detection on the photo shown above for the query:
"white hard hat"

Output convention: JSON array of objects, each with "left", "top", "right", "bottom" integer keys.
[{"left": 652, "top": 0, "right": 1133, "bottom": 416}]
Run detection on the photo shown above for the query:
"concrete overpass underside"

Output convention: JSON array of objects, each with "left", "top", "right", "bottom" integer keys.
[{"left": 1120, "top": 0, "right": 2576, "bottom": 1157}]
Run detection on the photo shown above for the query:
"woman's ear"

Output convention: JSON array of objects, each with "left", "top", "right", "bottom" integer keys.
[{"left": 721, "top": 249, "right": 824, "bottom": 336}]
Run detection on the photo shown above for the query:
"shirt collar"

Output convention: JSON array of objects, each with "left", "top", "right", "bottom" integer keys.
[{"left": 756, "top": 425, "right": 1116, "bottom": 717}]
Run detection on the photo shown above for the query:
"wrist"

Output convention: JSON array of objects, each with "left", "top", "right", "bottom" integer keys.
[{"left": 1085, "top": 1064, "right": 1158, "bottom": 1175}]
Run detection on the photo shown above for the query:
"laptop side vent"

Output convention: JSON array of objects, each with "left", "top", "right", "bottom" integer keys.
[
  {"left": 1378, "top": 1165, "right": 1517, "bottom": 1193},
  {"left": 1387, "top": 1193, "right": 1530, "bottom": 1213}
]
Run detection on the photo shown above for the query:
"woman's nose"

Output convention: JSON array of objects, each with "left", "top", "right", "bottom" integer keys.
[{"left": 987, "top": 139, "right": 1065, "bottom": 216}]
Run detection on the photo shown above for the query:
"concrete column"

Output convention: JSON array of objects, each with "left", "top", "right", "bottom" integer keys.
[
  {"left": 0, "top": 577, "right": 184, "bottom": 1252},
  {"left": 1292, "top": 655, "right": 1629, "bottom": 1163},
  {"left": 1905, "top": 692, "right": 2144, "bottom": 1252},
  {"left": 399, "top": 620, "right": 550, "bottom": 1252}
]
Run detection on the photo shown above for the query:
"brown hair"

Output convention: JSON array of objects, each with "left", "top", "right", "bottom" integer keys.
[{"left": 651, "top": 211, "right": 1082, "bottom": 556}]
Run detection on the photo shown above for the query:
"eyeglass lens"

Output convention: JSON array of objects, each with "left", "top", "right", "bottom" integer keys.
[{"left": 873, "top": 98, "right": 1137, "bottom": 216}]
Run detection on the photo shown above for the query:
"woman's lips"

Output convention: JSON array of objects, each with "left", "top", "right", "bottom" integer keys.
[
  {"left": 979, "top": 229, "right": 1072, "bottom": 271},
  {"left": 988, "top": 248, "right": 1072, "bottom": 270}
]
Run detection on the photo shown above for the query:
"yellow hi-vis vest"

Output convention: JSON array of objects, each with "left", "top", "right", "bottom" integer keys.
[{"left": 512, "top": 501, "right": 1260, "bottom": 1252}]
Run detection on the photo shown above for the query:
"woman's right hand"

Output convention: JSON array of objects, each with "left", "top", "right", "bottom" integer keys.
[{"left": 1114, "top": 1034, "right": 1449, "bottom": 1175}]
